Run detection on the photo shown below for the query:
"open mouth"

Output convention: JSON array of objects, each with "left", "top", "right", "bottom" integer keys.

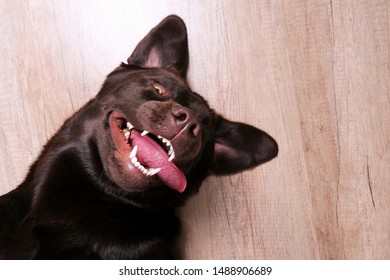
[{"left": 108, "top": 111, "right": 187, "bottom": 193}]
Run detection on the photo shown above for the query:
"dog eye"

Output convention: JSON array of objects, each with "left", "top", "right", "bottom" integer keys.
[{"left": 152, "top": 82, "right": 169, "bottom": 97}]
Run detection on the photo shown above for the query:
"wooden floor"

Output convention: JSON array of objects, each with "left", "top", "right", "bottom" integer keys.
[{"left": 0, "top": 0, "right": 389, "bottom": 259}]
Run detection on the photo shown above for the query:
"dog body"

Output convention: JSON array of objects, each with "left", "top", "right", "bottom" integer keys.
[{"left": 0, "top": 16, "right": 278, "bottom": 259}]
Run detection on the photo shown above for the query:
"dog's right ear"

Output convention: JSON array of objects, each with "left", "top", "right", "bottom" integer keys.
[
  {"left": 127, "top": 15, "right": 189, "bottom": 78},
  {"left": 210, "top": 115, "right": 278, "bottom": 175}
]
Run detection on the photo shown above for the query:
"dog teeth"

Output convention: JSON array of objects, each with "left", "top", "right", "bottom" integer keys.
[
  {"left": 122, "top": 128, "right": 131, "bottom": 140},
  {"left": 129, "top": 145, "right": 161, "bottom": 177},
  {"left": 127, "top": 130, "right": 175, "bottom": 173},
  {"left": 130, "top": 145, "right": 138, "bottom": 159},
  {"left": 147, "top": 168, "right": 161, "bottom": 176},
  {"left": 126, "top": 122, "right": 134, "bottom": 130},
  {"left": 157, "top": 135, "right": 175, "bottom": 161},
  {"left": 168, "top": 151, "right": 175, "bottom": 162},
  {"left": 141, "top": 130, "right": 149, "bottom": 136},
  {"left": 123, "top": 122, "right": 134, "bottom": 140}
]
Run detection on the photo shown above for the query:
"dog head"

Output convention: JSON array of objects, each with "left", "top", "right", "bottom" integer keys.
[{"left": 88, "top": 16, "right": 278, "bottom": 204}]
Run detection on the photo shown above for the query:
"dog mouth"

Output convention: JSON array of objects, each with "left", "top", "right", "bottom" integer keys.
[{"left": 108, "top": 111, "right": 187, "bottom": 193}]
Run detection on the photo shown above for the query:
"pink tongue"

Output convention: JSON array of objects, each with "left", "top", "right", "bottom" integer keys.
[{"left": 130, "top": 131, "right": 187, "bottom": 193}]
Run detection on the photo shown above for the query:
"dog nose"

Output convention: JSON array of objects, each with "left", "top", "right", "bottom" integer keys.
[{"left": 171, "top": 105, "right": 201, "bottom": 137}]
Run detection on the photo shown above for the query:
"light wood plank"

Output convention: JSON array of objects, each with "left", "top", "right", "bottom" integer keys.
[{"left": 0, "top": 0, "right": 389, "bottom": 259}]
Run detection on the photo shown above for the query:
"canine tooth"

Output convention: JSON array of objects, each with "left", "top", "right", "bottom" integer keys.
[
  {"left": 130, "top": 145, "right": 138, "bottom": 159},
  {"left": 131, "top": 157, "right": 138, "bottom": 165},
  {"left": 141, "top": 130, "right": 149, "bottom": 136},
  {"left": 147, "top": 168, "right": 161, "bottom": 176},
  {"left": 127, "top": 122, "right": 134, "bottom": 130},
  {"left": 168, "top": 151, "right": 175, "bottom": 162}
]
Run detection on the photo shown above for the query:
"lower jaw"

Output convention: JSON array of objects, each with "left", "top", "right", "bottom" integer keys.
[{"left": 109, "top": 151, "right": 157, "bottom": 191}]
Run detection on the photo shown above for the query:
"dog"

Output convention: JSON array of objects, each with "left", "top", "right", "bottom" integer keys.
[{"left": 0, "top": 15, "right": 278, "bottom": 259}]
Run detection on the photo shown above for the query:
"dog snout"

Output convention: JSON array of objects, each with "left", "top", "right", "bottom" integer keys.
[{"left": 171, "top": 105, "right": 201, "bottom": 137}]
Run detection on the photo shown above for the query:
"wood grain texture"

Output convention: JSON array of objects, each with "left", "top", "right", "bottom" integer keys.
[{"left": 0, "top": 0, "right": 389, "bottom": 259}]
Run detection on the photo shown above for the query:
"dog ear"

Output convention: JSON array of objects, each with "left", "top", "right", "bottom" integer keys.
[
  {"left": 210, "top": 116, "right": 278, "bottom": 175},
  {"left": 127, "top": 15, "right": 189, "bottom": 78}
]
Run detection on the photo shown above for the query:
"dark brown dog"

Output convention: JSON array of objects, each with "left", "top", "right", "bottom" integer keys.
[{"left": 0, "top": 15, "right": 278, "bottom": 259}]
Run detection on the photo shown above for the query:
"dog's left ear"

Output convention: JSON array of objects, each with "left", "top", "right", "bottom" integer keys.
[
  {"left": 210, "top": 116, "right": 278, "bottom": 175},
  {"left": 127, "top": 15, "right": 189, "bottom": 78}
]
